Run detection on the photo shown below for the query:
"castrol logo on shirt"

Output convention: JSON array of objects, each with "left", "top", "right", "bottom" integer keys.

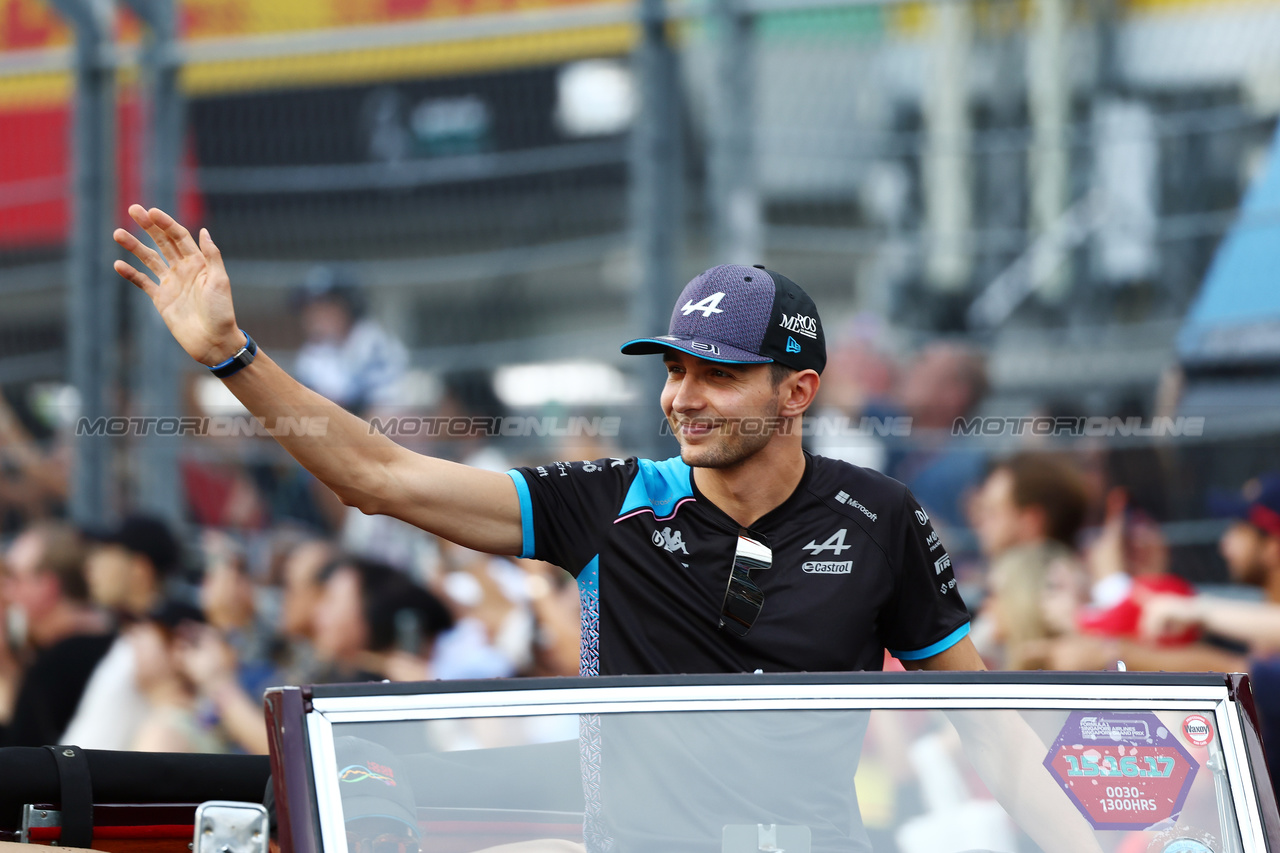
[{"left": 1182, "top": 715, "right": 1213, "bottom": 747}]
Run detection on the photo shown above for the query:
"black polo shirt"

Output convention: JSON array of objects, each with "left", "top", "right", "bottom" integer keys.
[{"left": 507, "top": 452, "right": 970, "bottom": 676}]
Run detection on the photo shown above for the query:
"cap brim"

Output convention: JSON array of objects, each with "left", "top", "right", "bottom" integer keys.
[
  {"left": 341, "top": 795, "right": 420, "bottom": 835},
  {"left": 620, "top": 336, "right": 773, "bottom": 365}
]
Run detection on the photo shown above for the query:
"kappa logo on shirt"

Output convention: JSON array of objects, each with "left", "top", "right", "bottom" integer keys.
[
  {"left": 651, "top": 526, "right": 689, "bottom": 555},
  {"left": 579, "top": 458, "right": 625, "bottom": 473},
  {"left": 803, "top": 529, "right": 850, "bottom": 555}
]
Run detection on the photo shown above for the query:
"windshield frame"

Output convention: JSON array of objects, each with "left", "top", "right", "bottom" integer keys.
[{"left": 267, "top": 672, "right": 1276, "bottom": 853}]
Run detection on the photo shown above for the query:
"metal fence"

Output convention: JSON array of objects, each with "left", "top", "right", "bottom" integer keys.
[{"left": 2, "top": 0, "right": 1280, "bottom": 570}]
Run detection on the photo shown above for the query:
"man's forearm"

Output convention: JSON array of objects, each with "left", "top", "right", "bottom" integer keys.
[
  {"left": 1197, "top": 599, "right": 1280, "bottom": 649},
  {"left": 219, "top": 351, "right": 524, "bottom": 554},
  {"left": 1114, "top": 639, "right": 1246, "bottom": 673},
  {"left": 219, "top": 352, "right": 402, "bottom": 512}
]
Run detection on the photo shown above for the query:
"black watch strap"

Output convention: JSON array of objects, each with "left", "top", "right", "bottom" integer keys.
[{"left": 209, "top": 330, "right": 258, "bottom": 378}]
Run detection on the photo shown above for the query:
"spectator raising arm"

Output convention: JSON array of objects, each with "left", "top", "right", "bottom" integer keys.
[
  {"left": 113, "top": 206, "right": 522, "bottom": 555},
  {"left": 175, "top": 626, "right": 269, "bottom": 756},
  {"left": 1142, "top": 593, "right": 1280, "bottom": 651}
]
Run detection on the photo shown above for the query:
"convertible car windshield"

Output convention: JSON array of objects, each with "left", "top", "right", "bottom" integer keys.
[{"left": 266, "top": 673, "right": 1278, "bottom": 853}]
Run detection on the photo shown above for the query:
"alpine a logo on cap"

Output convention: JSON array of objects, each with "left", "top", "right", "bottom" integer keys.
[{"left": 681, "top": 292, "right": 726, "bottom": 318}]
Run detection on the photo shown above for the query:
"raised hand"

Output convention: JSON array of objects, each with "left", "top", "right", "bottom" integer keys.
[{"left": 113, "top": 205, "right": 244, "bottom": 367}]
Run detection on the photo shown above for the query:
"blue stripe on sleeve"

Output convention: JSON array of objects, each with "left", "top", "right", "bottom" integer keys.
[
  {"left": 889, "top": 622, "right": 971, "bottom": 661},
  {"left": 505, "top": 469, "right": 535, "bottom": 559}
]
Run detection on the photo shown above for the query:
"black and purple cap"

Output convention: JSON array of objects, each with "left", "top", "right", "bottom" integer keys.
[
  {"left": 621, "top": 264, "right": 827, "bottom": 374},
  {"left": 335, "top": 735, "right": 420, "bottom": 835}
]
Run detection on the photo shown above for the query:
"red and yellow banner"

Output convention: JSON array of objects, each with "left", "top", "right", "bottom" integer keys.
[{"left": 0, "top": 0, "right": 629, "bottom": 249}]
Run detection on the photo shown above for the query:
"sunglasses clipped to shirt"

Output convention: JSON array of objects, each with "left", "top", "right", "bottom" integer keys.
[{"left": 719, "top": 532, "right": 772, "bottom": 637}]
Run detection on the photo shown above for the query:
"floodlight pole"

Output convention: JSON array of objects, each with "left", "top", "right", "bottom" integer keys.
[
  {"left": 924, "top": 0, "right": 973, "bottom": 295},
  {"left": 50, "top": 0, "right": 118, "bottom": 527},
  {"left": 121, "top": 0, "right": 185, "bottom": 527},
  {"left": 628, "top": 0, "right": 684, "bottom": 459},
  {"left": 1028, "top": 0, "right": 1071, "bottom": 301},
  {"left": 708, "top": 0, "right": 761, "bottom": 265}
]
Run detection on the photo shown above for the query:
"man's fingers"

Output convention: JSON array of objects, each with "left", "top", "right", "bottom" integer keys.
[
  {"left": 113, "top": 228, "right": 168, "bottom": 278},
  {"left": 149, "top": 207, "right": 201, "bottom": 256},
  {"left": 129, "top": 204, "right": 183, "bottom": 262},
  {"left": 113, "top": 260, "right": 160, "bottom": 298},
  {"left": 127, "top": 203, "right": 154, "bottom": 230},
  {"left": 127, "top": 203, "right": 182, "bottom": 263},
  {"left": 199, "top": 227, "right": 227, "bottom": 278}
]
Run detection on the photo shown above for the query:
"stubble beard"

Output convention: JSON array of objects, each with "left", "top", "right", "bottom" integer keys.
[
  {"left": 675, "top": 391, "right": 781, "bottom": 470},
  {"left": 680, "top": 428, "right": 773, "bottom": 470}
]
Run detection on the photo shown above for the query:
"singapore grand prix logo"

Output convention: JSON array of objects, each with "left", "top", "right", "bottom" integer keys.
[{"left": 340, "top": 762, "right": 398, "bottom": 787}]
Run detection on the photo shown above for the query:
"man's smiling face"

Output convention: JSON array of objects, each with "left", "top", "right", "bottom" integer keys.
[{"left": 660, "top": 350, "right": 785, "bottom": 470}]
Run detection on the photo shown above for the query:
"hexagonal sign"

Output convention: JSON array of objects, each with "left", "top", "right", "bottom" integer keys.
[{"left": 1043, "top": 711, "right": 1199, "bottom": 830}]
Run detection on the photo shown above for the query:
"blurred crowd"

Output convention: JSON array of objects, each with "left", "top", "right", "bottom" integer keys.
[
  {"left": 0, "top": 511, "right": 583, "bottom": 755},
  {"left": 0, "top": 271, "right": 1279, "bottom": 761}
]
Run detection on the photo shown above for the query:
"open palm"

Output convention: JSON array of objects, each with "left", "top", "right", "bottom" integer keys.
[{"left": 113, "top": 205, "right": 243, "bottom": 366}]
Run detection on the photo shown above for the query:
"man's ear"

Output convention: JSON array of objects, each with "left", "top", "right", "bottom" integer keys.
[{"left": 779, "top": 370, "right": 820, "bottom": 418}]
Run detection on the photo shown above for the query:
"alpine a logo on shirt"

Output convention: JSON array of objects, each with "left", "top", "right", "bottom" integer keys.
[
  {"left": 681, "top": 292, "right": 726, "bottom": 317},
  {"left": 803, "top": 529, "right": 850, "bottom": 555},
  {"left": 651, "top": 526, "right": 689, "bottom": 554},
  {"left": 779, "top": 313, "right": 818, "bottom": 339},
  {"left": 934, "top": 553, "right": 952, "bottom": 575},
  {"left": 803, "top": 561, "right": 852, "bottom": 574}
]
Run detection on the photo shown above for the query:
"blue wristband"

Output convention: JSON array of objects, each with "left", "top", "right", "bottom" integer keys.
[{"left": 209, "top": 330, "right": 258, "bottom": 378}]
